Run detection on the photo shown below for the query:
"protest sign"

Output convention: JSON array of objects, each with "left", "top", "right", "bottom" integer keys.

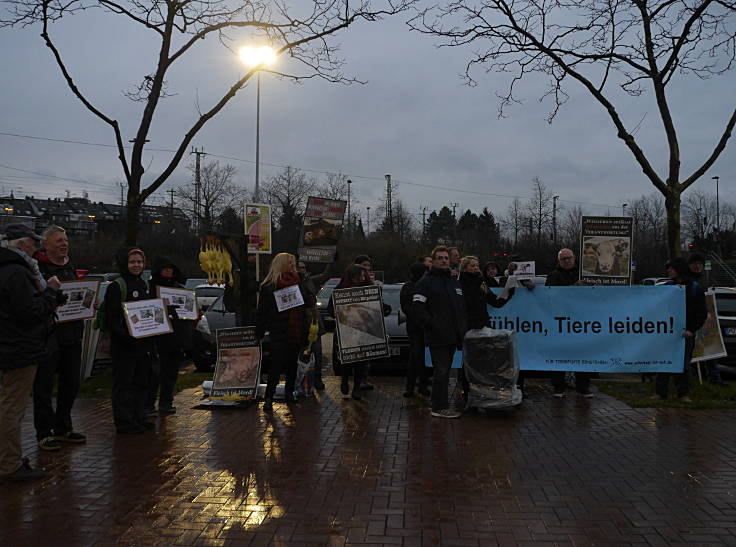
[
  {"left": 510, "top": 261, "right": 535, "bottom": 281},
  {"left": 692, "top": 292, "right": 727, "bottom": 362},
  {"left": 57, "top": 280, "right": 99, "bottom": 323},
  {"left": 274, "top": 284, "right": 305, "bottom": 312},
  {"left": 486, "top": 286, "right": 685, "bottom": 373},
  {"left": 580, "top": 216, "right": 634, "bottom": 285},
  {"left": 333, "top": 285, "right": 389, "bottom": 363},
  {"left": 298, "top": 196, "right": 347, "bottom": 263},
  {"left": 211, "top": 326, "right": 261, "bottom": 400},
  {"left": 156, "top": 286, "right": 198, "bottom": 320},
  {"left": 244, "top": 203, "right": 272, "bottom": 254},
  {"left": 122, "top": 298, "right": 173, "bottom": 338}
]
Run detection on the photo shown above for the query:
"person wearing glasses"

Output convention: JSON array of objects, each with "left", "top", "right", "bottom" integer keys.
[{"left": 546, "top": 248, "right": 593, "bottom": 398}]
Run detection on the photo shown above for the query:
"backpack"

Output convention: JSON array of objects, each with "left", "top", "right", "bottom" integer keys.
[{"left": 94, "top": 277, "right": 152, "bottom": 331}]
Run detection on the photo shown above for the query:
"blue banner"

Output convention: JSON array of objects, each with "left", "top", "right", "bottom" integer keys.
[{"left": 426, "top": 286, "right": 685, "bottom": 373}]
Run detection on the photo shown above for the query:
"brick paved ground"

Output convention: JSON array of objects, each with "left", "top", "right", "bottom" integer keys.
[{"left": 2, "top": 377, "right": 736, "bottom": 546}]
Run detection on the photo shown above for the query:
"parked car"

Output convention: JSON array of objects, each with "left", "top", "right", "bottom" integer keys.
[
  {"left": 712, "top": 287, "right": 736, "bottom": 371},
  {"left": 195, "top": 283, "right": 225, "bottom": 312},
  {"left": 185, "top": 278, "right": 207, "bottom": 290},
  {"left": 641, "top": 277, "right": 670, "bottom": 285},
  {"left": 380, "top": 283, "right": 410, "bottom": 364},
  {"left": 84, "top": 272, "right": 120, "bottom": 282},
  {"left": 316, "top": 277, "right": 341, "bottom": 331}
]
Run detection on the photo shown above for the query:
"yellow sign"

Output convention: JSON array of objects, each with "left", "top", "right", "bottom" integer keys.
[{"left": 199, "top": 236, "right": 234, "bottom": 286}]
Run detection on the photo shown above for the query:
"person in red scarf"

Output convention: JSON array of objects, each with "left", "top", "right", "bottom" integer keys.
[{"left": 257, "top": 253, "right": 316, "bottom": 411}]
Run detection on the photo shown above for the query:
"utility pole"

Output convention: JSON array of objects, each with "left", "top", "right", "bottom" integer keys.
[
  {"left": 451, "top": 202, "right": 459, "bottom": 219},
  {"left": 190, "top": 147, "right": 206, "bottom": 234},
  {"left": 169, "top": 188, "right": 175, "bottom": 210},
  {"left": 385, "top": 174, "right": 393, "bottom": 233},
  {"left": 421, "top": 206, "right": 428, "bottom": 243},
  {"left": 366, "top": 206, "right": 371, "bottom": 235},
  {"left": 553, "top": 195, "right": 559, "bottom": 246},
  {"left": 347, "top": 179, "right": 352, "bottom": 236}
]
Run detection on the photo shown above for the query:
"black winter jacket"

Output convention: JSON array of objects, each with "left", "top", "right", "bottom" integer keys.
[
  {"left": 104, "top": 271, "right": 157, "bottom": 356},
  {"left": 665, "top": 279, "right": 708, "bottom": 334},
  {"left": 411, "top": 267, "right": 467, "bottom": 348},
  {"left": 0, "top": 247, "right": 62, "bottom": 369},
  {"left": 256, "top": 281, "right": 315, "bottom": 348},
  {"left": 400, "top": 281, "right": 422, "bottom": 336},
  {"left": 458, "top": 271, "right": 511, "bottom": 330},
  {"left": 36, "top": 252, "right": 84, "bottom": 346},
  {"left": 150, "top": 259, "right": 195, "bottom": 354},
  {"left": 545, "top": 265, "right": 579, "bottom": 287}
]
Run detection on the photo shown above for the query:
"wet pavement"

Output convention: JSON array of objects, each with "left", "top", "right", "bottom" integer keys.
[{"left": 2, "top": 377, "right": 736, "bottom": 546}]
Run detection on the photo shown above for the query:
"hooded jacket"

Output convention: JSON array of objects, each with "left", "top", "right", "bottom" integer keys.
[
  {"left": 150, "top": 257, "right": 194, "bottom": 353},
  {"left": 400, "top": 263, "right": 428, "bottom": 336},
  {"left": 0, "top": 246, "right": 62, "bottom": 369},
  {"left": 411, "top": 267, "right": 467, "bottom": 348},
  {"left": 35, "top": 250, "right": 84, "bottom": 346},
  {"left": 546, "top": 263, "right": 580, "bottom": 286},
  {"left": 103, "top": 249, "right": 156, "bottom": 356}
]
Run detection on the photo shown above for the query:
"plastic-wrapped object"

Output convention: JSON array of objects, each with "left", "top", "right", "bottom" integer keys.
[
  {"left": 463, "top": 328, "right": 522, "bottom": 409},
  {"left": 294, "top": 352, "right": 316, "bottom": 397}
]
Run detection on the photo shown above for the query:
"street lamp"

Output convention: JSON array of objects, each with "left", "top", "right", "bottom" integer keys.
[
  {"left": 347, "top": 179, "right": 352, "bottom": 234},
  {"left": 239, "top": 45, "right": 277, "bottom": 202},
  {"left": 712, "top": 176, "right": 720, "bottom": 243},
  {"left": 622, "top": 203, "right": 628, "bottom": 216},
  {"left": 366, "top": 206, "right": 371, "bottom": 235}
]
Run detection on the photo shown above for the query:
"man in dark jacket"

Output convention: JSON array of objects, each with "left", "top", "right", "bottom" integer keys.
[
  {"left": 33, "top": 225, "right": 87, "bottom": 451},
  {"left": 400, "top": 262, "right": 429, "bottom": 397},
  {"left": 412, "top": 245, "right": 466, "bottom": 418},
  {"left": 546, "top": 248, "right": 593, "bottom": 397},
  {"left": 654, "top": 257, "right": 708, "bottom": 401},
  {"left": 0, "top": 224, "right": 63, "bottom": 484}
]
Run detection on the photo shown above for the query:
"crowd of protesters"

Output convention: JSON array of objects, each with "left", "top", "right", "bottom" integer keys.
[{"left": 0, "top": 221, "right": 713, "bottom": 484}]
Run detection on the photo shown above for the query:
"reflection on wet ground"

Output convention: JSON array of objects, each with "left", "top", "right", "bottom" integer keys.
[{"left": 2, "top": 377, "right": 736, "bottom": 545}]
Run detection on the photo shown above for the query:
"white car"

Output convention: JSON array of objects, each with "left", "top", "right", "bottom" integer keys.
[{"left": 194, "top": 284, "right": 225, "bottom": 312}]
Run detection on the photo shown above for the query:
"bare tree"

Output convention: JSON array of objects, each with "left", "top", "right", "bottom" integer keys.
[
  {"left": 559, "top": 205, "right": 583, "bottom": 251},
  {"left": 526, "top": 177, "right": 554, "bottom": 249},
  {"left": 682, "top": 190, "right": 717, "bottom": 242},
  {"left": 501, "top": 198, "right": 525, "bottom": 248},
  {"left": 412, "top": 0, "right": 736, "bottom": 256},
  {"left": 176, "top": 160, "right": 243, "bottom": 234},
  {"left": 318, "top": 172, "right": 349, "bottom": 201},
  {"left": 261, "top": 166, "right": 315, "bottom": 252},
  {"left": 3, "top": 0, "right": 413, "bottom": 244}
]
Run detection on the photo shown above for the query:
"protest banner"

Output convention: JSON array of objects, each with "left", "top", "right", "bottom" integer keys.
[
  {"left": 244, "top": 203, "right": 272, "bottom": 254},
  {"left": 333, "top": 285, "right": 389, "bottom": 363},
  {"left": 57, "top": 280, "right": 99, "bottom": 323},
  {"left": 692, "top": 292, "right": 727, "bottom": 362},
  {"left": 298, "top": 196, "right": 347, "bottom": 263},
  {"left": 211, "top": 326, "right": 261, "bottom": 400},
  {"left": 580, "top": 216, "right": 634, "bottom": 285},
  {"left": 485, "top": 286, "right": 685, "bottom": 373},
  {"left": 122, "top": 298, "right": 173, "bottom": 338},
  {"left": 156, "top": 286, "right": 198, "bottom": 320}
]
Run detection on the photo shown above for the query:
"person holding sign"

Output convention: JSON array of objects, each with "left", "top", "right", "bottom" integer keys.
[
  {"left": 652, "top": 258, "right": 707, "bottom": 402},
  {"left": 104, "top": 248, "right": 158, "bottom": 434},
  {"left": 146, "top": 257, "right": 194, "bottom": 415},
  {"left": 32, "top": 225, "right": 87, "bottom": 451},
  {"left": 256, "top": 253, "right": 316, "bottom": 411}
]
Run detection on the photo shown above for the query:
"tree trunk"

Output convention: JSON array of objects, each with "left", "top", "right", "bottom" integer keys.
[
  {"left": 664, "top": 190, "right": 681, "bottom": 258},
  {"left": 126, "top": 195, "right": 141, "bottom": 246}
]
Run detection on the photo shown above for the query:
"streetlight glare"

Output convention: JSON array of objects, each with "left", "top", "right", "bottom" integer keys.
[{"left": 239, "top": 45, "right": 277, "bottom": 67}]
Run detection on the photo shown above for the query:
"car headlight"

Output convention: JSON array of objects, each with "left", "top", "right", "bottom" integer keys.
[{"left": 196, "top": 315, "right": 211, "bottom": 336}]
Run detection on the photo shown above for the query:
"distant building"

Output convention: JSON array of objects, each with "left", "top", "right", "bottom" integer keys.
[{"left": 0, "top": 194, "right": 190, "bottom": 235}]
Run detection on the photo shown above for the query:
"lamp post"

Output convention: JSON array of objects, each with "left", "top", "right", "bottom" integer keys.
[
  {"left": 239, "top": 46, "right": 277, "bottom": 202},
  {"left": 366, "top": 206, "right": 371, "bottom": 235},
  {"left": 347, "top": 179, "right": 352, "bottom": 235},
  {"left": 712, "top": 176, "right": 720, "bottom": 252},
  {"left": 622, "top": 203, "right": 628, "bottom": 216}
]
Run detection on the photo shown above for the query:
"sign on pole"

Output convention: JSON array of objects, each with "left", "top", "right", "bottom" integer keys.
[
  {"left": 692, "top": 292, "right": 727, "bottom": 362},
  {"left": 333, "top": 285, "right": 389, "bottom": 363},
  {"left": 244, "top": 203, "right": 272, "bottom": 254},
  {"left": 298, "top": 196, "right": 347, "bottom": 263},
  {"left": 580, "top": 216, "right": 634, "bottom": 285}
]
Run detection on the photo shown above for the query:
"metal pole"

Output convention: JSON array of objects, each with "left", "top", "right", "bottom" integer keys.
[
  {"left": 255, "top": 71, "right": 261, "bottom": 202},
  {"left": 347, "top": 179, "right": 352, "bottom": 235},
  {"left": 367, "top": 206, "right": 371, "bottom": 235},
  {"left": 712, "top": 176, "right": 720, "bottom": 253},
  {"left": 553, "top": 195, "right": 559, "bottom": 246}
]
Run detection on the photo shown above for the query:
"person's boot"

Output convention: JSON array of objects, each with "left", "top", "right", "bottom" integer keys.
[{"left": 340, "top": 376, "right": 350, "bottom": 399}]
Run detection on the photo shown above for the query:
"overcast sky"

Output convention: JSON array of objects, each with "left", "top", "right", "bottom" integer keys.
[{"left": 1, "top": 3, "right": 735, "bottom": 228}]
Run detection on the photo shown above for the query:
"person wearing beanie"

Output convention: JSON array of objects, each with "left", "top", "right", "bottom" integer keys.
[
  {"left": 104, "top": 247, "right": 158, "bottom": 434},
  {"left": 687, "top": 253, "right": 706, "bottom": 282},
  {"left": 652, "top": 257, "right": 707, "bottom": 402}
]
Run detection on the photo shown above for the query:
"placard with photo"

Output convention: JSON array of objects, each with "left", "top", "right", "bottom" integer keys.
[
  {"left": 57, "top": 280, "right": 100, "bottom": 323},
  {"left": 122, "top": 298, "right": 174, "bottom": 338},
  {"left": 156, "top": 286, "right": 198, "bottom": 320}
]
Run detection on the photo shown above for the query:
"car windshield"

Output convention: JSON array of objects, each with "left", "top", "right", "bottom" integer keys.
[
  {"left": 317, "top": 283, "right": 338, "bottom": 305},
  {"left": 185, "top": 278, "right": 207, "bottom": 290},
  {"left": 209, "top": 294, "right": 225, "bottom": 312},
  {"left": 196, "top": 287, "right": 224, "bottom": 297},
  {"left": 381, "top": 286, "right": 401, "bottom": 313},
  {"left": 716, "top": 294, "right": 736, "bottom": 315}
]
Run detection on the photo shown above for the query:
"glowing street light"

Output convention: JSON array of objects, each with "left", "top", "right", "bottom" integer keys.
[{"left": 239, "top": 46, "right": 277, "bottom": 202}]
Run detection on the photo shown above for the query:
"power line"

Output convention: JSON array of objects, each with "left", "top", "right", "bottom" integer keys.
[{"left": 0, "top": 129, "right": 621, "bottom": 209}]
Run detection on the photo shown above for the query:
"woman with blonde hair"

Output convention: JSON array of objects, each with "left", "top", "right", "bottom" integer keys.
[{"left": 256, "top": 253, "right": 315, "bottom": 411}]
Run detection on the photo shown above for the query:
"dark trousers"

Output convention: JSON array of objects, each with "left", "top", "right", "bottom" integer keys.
[
  {"left": 551, "top": 371, "right": 591, "bottom": 394},
  {"left": 429, "top": 345, "right": 456, "bottom": 412},
  {"left": 112, "top": 352, "right": 153, "bottom": 430},
  {"left": 341, "top": 362, "right": 368, "bottom": 392},
  {"left": 146, "top": 350, "right": 182, "bottom": 410},
  {"left": 312, "top": 337, "right": 324, "bottom": 385},
  {"left": 656, "top": 337, "right": 695, "bottom": 398},
  {"left": 265, "top": 344, "right": 300, "bottom": 400},
  {"left": 405, "top": 331, "right": 429, "bottom": 393},
  {"left": 33, "top": 341, "right": 82, "bottom": 439}
]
